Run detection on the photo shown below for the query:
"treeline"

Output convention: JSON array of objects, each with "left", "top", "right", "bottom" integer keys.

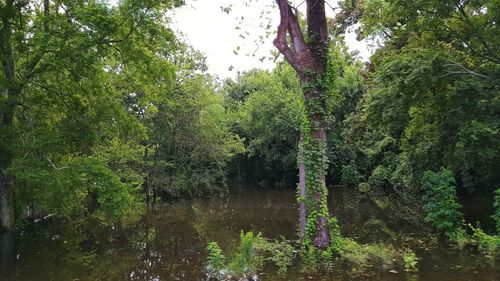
[
  {"left": 1, "top": 0, "right": 499, "bottom": 234},
  {"left": 0, "top": 0, "right": 243, "bottom": 228}
]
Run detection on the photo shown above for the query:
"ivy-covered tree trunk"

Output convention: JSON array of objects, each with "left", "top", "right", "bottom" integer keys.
[
  {"left": 273, "top": 0, "right": 331, "bottom": 249},
  {"left": 298, "top": 135, "right": 307, "bottom": 239}
]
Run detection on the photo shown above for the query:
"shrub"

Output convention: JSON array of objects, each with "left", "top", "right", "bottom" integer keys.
[
  {"left": 422, "top": 169, "right": 464, "bottom": 238},
  {"left": 299, "top": 245, "right": 319, "bottom": 273}
]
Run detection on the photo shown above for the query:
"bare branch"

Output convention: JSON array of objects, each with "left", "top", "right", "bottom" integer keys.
[
  {"left": 45, "top": 156, "right": 69, "bottom": 170},
  {"left": 287, "top": 6, "right": 307, "bottom": 54},
  {"left": 273, "top": 0, "right": 301, "bottom": 71},
  {"left": 442, "top": 62, "right": 492, "bottom": 80}
]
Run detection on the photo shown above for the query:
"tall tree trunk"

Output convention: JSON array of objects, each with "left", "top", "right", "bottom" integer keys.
[
  {"left": 0, "top": 230, "right": 14, "bottom": 277},
  {"left": 0, "top": 91, "right": 16, "bottom": 230},
  {"left": 0, "top": 175, "right": 14, "bottom": 230},
  {"left": 0, "top": 0, "right": 18, "bottom": 230},
  {"left": 301, "top": 75, "right": 330, "bottom": 249},
  {"left": 274, "top": 0, "right": 331, "bottom": 249}
]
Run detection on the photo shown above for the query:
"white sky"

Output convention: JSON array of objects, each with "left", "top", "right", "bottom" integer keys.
[{"left": 171, "top": 0, "right": 372, "bottom": 78}]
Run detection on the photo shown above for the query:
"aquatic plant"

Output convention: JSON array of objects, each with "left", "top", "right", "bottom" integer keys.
[
  {"left": 230, "top": 231, "right": 263, "bottom": 277},
  {"left": 254, "top": 237, "right": 294, "bottom": 275},
  {"left": 206, "top": 232, "right": 295, "bottom": 280},
  {"left": 403, "top": 250, "right": 418, "bottom": 272},
  {"left": 206, "top": 242, "right": 227, "bottom": 280},
  {"left": 338, "top": 238, "right": 398, "bottom": 270}
]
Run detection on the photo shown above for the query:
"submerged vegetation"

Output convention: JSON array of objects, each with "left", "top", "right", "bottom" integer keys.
[{"left": 1, "top": 0, "right": 499, "bottom": 280}]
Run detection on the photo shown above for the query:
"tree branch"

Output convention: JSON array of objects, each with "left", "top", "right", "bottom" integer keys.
[
  {"left": 273, "top": 0, "right": 301, "bottom": 72},
  {"left": 287, "top": 6, "right": 307, "bottom": 54},
  {"left": 442, "top": 62, "right": 492, "bottom": 80}
]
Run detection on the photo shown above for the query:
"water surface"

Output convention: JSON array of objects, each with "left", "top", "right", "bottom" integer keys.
[{"left": 0, "top": 186, "right": 498, "bottom": 281}]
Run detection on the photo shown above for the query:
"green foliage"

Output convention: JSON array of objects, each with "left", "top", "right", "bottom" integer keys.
[
  {"left": 299, "top": 245, "right": 320, "bottom": 273},
  {"left": 449, "top": 228, "right": 473, "bottom": 250},
  {"left": 493, "top": 189, "right": 500, "bottom": 234},
  {"left": 11, "top": 155, "right": 136, "bottom": 223},
  {"left": 230, "top": 231, "right": 263, "bottom": 277},
  {"left": 145, "top": 74, "right": 244, "bottom": 198},
  {"left": 403, "top": 250, "right": 418, "bottom": 272},
  {"left": 205, "top": 232, "right": 295, "bottom": 279},
  {"left": 422, "top": 169, "right": 465, "bottom": 238},
  {"left": 470, "top": 225, "right": 500, "bottom": 258},
  {"left": 223, "top": 65, "right": 303, "bottom": 184},
  {"left": 341, "top": 164, "right": 362, "bottom": 187},
  {"left": 351, "top": 0, "right": 500, "bottom": 194},
  {"left": 337, "top": 237, "right": 398, "bottom": 271},
  {"left": 206, "top": 242, "right": 226, "bottom": 276},
  {"left": 254, "top": 237, "right": 294, "bottom": 275}
]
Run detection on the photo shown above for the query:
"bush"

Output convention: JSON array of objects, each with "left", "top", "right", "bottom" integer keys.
[{"left": 422, "top": 169, "right": 464, "bottom": 238}]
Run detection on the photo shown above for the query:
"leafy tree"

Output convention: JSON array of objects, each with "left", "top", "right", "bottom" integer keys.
[
  {"left": 422, "top": 169, "right": 464, "bottom": 238},
  {"left": 0, "top": 0, "right": 182, "bottom": 229},
  {"left": 223, "top": 65, "right": 303, "bottom": 184},
  {"left": 342, "top": 0, "right": 500, "bottom": 195},
  {"left": 272, "top": 0, "right": 334, "bottom": 250},
  {"left": 146, "top": 74, "right": 244, "bottom": 198}
]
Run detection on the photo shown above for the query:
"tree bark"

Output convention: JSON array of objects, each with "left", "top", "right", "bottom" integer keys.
[
  {"left": 274, "top": 0, "right": 330, "bottom": 249},
  {"left": 0, "top": 174, "right": 14, "bottom": 230},
  {"left": 298, "top": 135, "right": 307, "bottom": 239},
  {"left": 1, "top": 89, "right": 18, "bottom": 230},
  {"left": 0, "top": 230, "right": 14, "bottom": 277}
]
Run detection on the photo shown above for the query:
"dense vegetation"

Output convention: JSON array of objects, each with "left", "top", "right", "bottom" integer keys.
[{"left": 1, "top": 0, "right": 499, "bottom": 278}]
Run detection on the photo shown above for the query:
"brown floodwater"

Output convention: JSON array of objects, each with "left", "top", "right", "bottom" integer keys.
[{"left": 0, "top": 185, "right": 498, "bottom": 281}]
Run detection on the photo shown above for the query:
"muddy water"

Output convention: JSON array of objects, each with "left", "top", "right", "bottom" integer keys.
[{"left": 0, "top": 186, "right": 498, "bottom": 281}]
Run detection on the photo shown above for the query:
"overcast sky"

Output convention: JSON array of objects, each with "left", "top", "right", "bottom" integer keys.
[{"left": 170, "top": 0, "right": 372, "bottom": 78}]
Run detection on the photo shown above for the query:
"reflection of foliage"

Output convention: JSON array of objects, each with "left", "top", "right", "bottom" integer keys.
[
  {"left": 470, "top": 225, "right": 500, "bottom": 259},
  {"left": 12, "top": 156, "right": 137, "bottom": 223}
]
